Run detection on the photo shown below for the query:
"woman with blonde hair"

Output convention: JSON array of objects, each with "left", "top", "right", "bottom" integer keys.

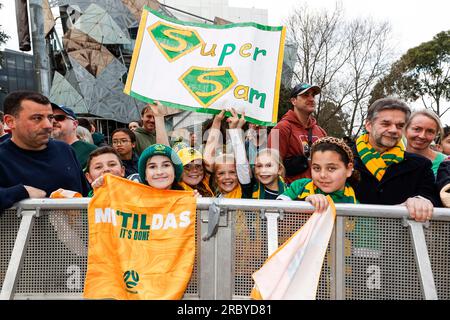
[{"left": 405, "top": 109, "right": 446, "bottom": 176}]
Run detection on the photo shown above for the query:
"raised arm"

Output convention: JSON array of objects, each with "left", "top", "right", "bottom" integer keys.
[
  {"left": 203, "top": 110, "right": 225, "bottom": 172},
  {"left": 148, "top": 101, "right": 171, "bottom": 146},
  {"left": 227, "top": 108, "right": 251, "bottom": 184}
]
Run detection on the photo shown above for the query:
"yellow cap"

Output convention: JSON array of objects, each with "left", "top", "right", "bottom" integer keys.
[{"left": 177, "top": 147, "right": 203, "bottom": 166}]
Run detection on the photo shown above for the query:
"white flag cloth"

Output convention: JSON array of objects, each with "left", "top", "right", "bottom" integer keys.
[{"left": 251, "top": 197, "right": 336, "bottom": 300}]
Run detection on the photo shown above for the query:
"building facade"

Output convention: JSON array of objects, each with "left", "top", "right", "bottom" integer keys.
[{"left": 0, "top": 49, "right": 36, "bottom": 107}]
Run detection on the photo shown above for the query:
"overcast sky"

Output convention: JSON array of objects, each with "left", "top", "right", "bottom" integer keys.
[
  {"left": 1, "top": 0, "right": 449, "bottom": 55},
  {"left": 230, "top": 0, "right": 450, "bottom": 56},
  {"left": 0, "top": 0, "right": 449, "bottom": 120}
]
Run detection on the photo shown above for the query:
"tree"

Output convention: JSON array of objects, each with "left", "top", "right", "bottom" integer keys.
[
  {"left": 0, "top": 2, "right": 10, "bottom": 94},
  {"left": 285, "top": 2, "right": 394, "bottom": 138},
  {"left": 276, "top": 82, "right": 291, "bottom": 122},
  {"left": 371, "top": 31, "right": 450, "bottom": 116},
  {"left": 0, "top": 3, "right": 9, "bottom": 49},
  {"left": 286, "top": 2, "right": 349, "bottom": 118},
  {"left": 316, "top": 101, "right": 348, "bottom": 137},
  {"left": 340, "top": 18, "right": 394, "bottom": 137}
]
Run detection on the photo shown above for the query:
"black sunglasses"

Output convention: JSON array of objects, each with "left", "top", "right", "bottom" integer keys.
[{"left": 53, "top": 114, "right": 74, "bottom": 122}]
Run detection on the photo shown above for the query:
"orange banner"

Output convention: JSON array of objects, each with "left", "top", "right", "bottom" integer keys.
[{"left": 83, "top": 174, "right": 197, "bottom": 300}]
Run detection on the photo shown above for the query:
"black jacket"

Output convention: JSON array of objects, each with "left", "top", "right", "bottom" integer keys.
[
  {"left": 122, "top": 152, "right": 139, "bottom": 178},
  {"left": 436, "top": 160, "right": 450, "bottom": 191},
  {"left": 352, "top": 149, "right": 441, "bottom": 206}
]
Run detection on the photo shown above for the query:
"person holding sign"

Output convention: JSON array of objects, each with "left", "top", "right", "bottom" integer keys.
[
  {"left": 203, "top": 109, "right": 251, "bottom": 198},
  {"left": 137, "top": 143, "right": 185, "bottom": 191},
  {"left": 174, "top": 143, "right": 215, "bottom": 197},
  {"left": 222, "top": 109, "right": 287, "bottom": 200},
  {"left": 268, "top": 83, "right": 327, "bottom": 184},
  {"left": 90, "top": 143, "right": 186, "bottom": 193},
  {"left": 133, "top": 102, "right": 170, "bottom": 156},
  {"left": 277, "top": 137, "right": 359, "bottom": 210},
  {"left": 86, "top": 146, "right": 126, "bottom": 195}
]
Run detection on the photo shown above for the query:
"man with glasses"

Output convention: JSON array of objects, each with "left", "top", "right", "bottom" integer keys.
[
  {"left": 268, "top": 83, "right": 327, "bottom": 184},
  {"left": 111, "top": 128, "right": 138, "bottom": 177},
  {"left": 51, "top": 104, "right": 97, "bottom": 169},
  {"left": 0, "top": 90, "right": 90, "bottom": 210}
]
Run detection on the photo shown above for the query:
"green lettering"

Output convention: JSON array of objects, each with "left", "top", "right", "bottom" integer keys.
[
  {"left": 218, "top": 43, "right": 236, "bottom": 66},
  {"left": 253, "top": 47, "right": 266, "bottom": 61},
  {"left": 140, "top": 214, "right": 151, "bottom": 230},
  {"left": 119, "top": 212, "right": 132, "bottom": 229},
  {"left": 132, "top": 214, "right": 139, "bottom": 230},
  {"left": 249, "top": 88, "right": 266, "bottom": 108}
]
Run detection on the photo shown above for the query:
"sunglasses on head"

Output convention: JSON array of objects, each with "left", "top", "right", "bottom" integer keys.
[{"left": 53, "top": 114, "right": 74, "bottom": 122}]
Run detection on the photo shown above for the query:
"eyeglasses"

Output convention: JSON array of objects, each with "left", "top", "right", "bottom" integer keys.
[
  {"left": 112, "top": 139, "right": 131, "bottom": 145},
  {"left": 53, "top": 114, "right": 74, "bottom": 122}
]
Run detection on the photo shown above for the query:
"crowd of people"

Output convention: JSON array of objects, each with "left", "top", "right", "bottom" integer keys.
[{"left": 1, "top": 87, "right": 450, "bottom": 223}]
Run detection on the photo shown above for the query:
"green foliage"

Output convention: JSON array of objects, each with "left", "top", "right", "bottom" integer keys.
[
  {"left": 370, "top": 30, "right": 450, "bottom": 115},
  {"left": 0, "top": 3, "right": 9, "bottom": 45},
  {"left": 0, "top": 3, "right": 11, "bottom": 63},
  {"left": 276, "top": 82, "right": 292, "bottom": 122}
]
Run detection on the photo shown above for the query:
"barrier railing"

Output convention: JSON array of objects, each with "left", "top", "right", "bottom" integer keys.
[{"left": 1, "top": 198, "right": 450, "bottom": 300}]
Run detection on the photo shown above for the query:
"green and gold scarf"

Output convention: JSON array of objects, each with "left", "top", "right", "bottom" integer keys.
[
  {"left": 285, "top": 178, "right": 358, "bottom": 204},
  {"left": 356, "top": 132, "right": 404, "bottom": 181},
  {"left": 252, "top": 176, "right": 286, "bottom": 199}
]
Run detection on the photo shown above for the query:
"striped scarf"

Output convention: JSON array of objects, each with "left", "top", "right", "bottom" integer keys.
[
  {"left": 295, "top": 179, "right": 358, "bottom": 204},
  {"left": 356, "top": 133, "right": 405, "bottom": 181},
  {"left": 252, "top": 177, "right": 286, "bottom": 199},
  {"left": 222, "top": 184, "right": 243, "bottom": 199},
  {"left": 179, "top": 174, "right": 214, "bottom": 197}
]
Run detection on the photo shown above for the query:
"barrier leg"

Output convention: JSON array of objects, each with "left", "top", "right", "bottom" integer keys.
[
  {"left": 263, "top": 210, "right": 280, "bottom": 256},
  {"left": 0, "top": 209, "right": 37, "bottom": 300},
  {"left": 404, "top": 219, "right": 438, "bottom": 300},
  {"left": 200, "top": 206, "right": 232, "bottom": 299},
  {"left": 334, "top": 216, "right": 345, "bottom": 300}
]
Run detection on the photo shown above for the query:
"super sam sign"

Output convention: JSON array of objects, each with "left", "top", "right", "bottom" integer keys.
[{"left": 124, "top": 6, "right": 286, "bottom": 126}]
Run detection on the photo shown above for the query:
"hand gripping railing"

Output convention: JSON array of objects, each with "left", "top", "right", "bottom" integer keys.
[{"left": 2, "top": 198, "right": 450, "bottom": 300}]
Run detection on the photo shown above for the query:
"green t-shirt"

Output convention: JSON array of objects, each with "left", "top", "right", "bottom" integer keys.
[
  {"left": 281, "top": 178, "right": 358, "bottom": 204},
  {"left": 134, "top": 127, "right": 156, "bottom": 156},
  {"left": 71, "top": 140, "right": 97, "bottom": 170},
  {"left": 432, "top": 152, "right": 446, "bottom": 176}
]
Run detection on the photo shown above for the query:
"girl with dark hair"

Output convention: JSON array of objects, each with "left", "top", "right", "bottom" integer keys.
[{"left": 278, "top": 137, "right": 359, "bottom": 212}]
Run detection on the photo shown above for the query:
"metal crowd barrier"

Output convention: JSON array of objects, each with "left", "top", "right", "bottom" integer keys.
[{"left": 1, "top": 198, "right": 450, "bottom": 300}]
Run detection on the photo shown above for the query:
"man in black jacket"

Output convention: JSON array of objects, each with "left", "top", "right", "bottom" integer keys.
[
  {"left": 353, "top": 98, "right": 439, "bottom": 221},
  {"left": 437, "top": 160, "right": 450, "bottom": 207},
  {"left": 349, "top": 98, "right": 439, "bottom": 299}
]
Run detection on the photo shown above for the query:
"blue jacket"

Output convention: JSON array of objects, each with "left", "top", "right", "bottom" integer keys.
[{"left": 0, "top": 139, "right": 90, "bottom": 210}]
